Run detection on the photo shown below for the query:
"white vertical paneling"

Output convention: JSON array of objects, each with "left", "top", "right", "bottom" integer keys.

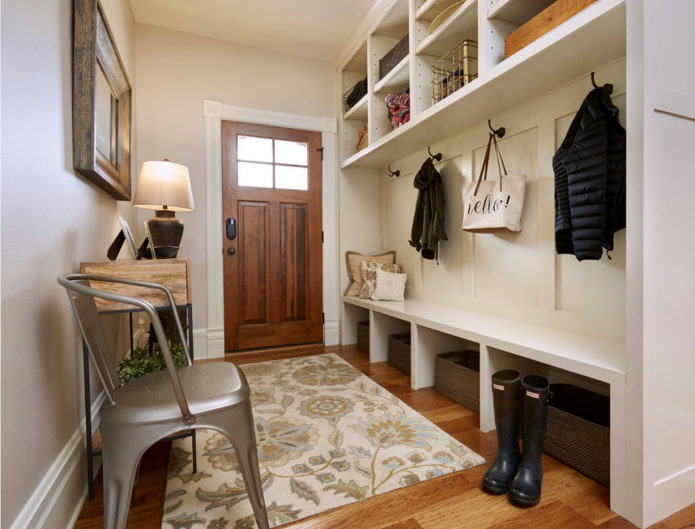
[
  {"left": 422, "top": 155, "right": 465, "bottom": 293},
  {"left": 380, "top": 60, "right": 627, "bottom": 340},
  {"left": 383, "top": 169, "right": 421, "bottom": 289},
  {"left": 554, "top": 93, "right": 627, "bottom": 319},
  {"left": 472, "top": 128, "right": 541, "bottom": 305}
]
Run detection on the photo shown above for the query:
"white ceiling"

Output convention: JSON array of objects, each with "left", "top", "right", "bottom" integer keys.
[{"left": 129, "top": 0, "right": 380, "bottom": 64}]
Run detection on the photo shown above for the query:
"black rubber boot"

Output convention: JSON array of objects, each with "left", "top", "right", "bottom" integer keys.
[
  {"left": 509, "top": 374, "right": 550, "bottom": 507},
  {"left": 482, "top": 369, "right": 521, "bottom": 494}
]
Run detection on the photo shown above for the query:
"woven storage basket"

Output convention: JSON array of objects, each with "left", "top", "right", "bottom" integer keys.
[
  {"left": 388, "top": 334, "right": 411, "bottom": 375},
  {"left": 357, "top": 321, "right": 369, "bottom": 353},
  {"left": 434, "top": 351, "right": 480, "bottom": 413},
  {"left": 544, "top": 383, "right": 610, "bottom": 487}
]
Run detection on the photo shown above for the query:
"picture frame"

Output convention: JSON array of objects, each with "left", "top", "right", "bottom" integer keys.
[
  {"left": 117, "top": 216, "right": 137, "bottom": 258},
  {"left": 73, "top": 0, "right": 132, "bottom": 200}
]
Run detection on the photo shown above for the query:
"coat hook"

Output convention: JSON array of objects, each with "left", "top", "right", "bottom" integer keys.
[
  {"left": 388, "top": 165, "right": 400, "bottom": 178},
  {"left": 591, "top": 71, "right": 613, "bottom": 94},
  {"left": 427, "top": 147, "right": 442, "bottom": 162},
  {"left": 488, "top": 120, "right": 505, "bottom": 138}
]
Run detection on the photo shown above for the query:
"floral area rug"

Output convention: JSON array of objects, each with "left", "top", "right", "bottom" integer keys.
[{"left": 161, "top": 353, "right": 485, "bottom": 529}]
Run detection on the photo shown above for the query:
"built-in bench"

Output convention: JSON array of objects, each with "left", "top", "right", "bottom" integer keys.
[{"left": 342, "top": 295, "right": 627, "bottom": 507}]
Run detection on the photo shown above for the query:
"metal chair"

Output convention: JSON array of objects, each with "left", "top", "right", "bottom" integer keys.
[{"left": 58, "top": 273, "right": 269, "bottom": 529}]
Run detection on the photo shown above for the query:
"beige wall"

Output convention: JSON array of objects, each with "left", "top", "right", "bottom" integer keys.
[
  {"left": 0, "top": 0, "right": 136, "bottom": 526},
  {"left": 1, "top": 10, "right": 338, "bottom": 527},
  {"left": 133, "top": 24, "right": 337, "bottom": 332}
]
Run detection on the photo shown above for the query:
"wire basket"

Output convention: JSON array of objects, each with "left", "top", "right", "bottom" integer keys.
[{"left": 431, "top": 39, "right": 478, "bottom": 104}]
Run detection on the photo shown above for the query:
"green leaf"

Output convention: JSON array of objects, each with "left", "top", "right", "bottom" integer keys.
[
  {"left": 323, "top": 479, "right": 368, "bottom": 500},
  {"left": 266, "top": 501, "right": 302, "bottom": 524},
  {"left": 117, "top": 343, "right": 187, "bottom": 383},
  {"left": 290, "top": 477, "right": 320, "bottom": 505},
  {"left": 354, "top": 461, "right": 373, "bottom": 479}
]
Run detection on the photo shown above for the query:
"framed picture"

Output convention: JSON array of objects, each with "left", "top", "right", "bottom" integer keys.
[
  {"left": 73, "top": 0, "right": 132, "bottom": 200},
  {"left": 117, "top": 217, "right": 137, "bottom": 258}
]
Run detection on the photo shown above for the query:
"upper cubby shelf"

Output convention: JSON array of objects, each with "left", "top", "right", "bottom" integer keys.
[
  {"left": 416, "top": 0, "right": 478, "bottom": 57},
  {"left": 487, "top": 0, "right": 555, "bottom": 24},
  {"left": 416, "top": 0, "right": 466, "bottom": 22},
  {"left": 375, "top": 0, "right": 410, "bottom": 38},
  {"left": 374, "top": 55, "right": 410, "bottom": 94},
  {"left": 342, "top": 0, "right": 625, "bottom": 169}
]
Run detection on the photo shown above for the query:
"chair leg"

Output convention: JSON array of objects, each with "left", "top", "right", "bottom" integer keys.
[
  {"left": 217, "top": 402, "right": 269, "bottom": 529},
  {"left": 101, "top": 433, "right": 144, "bottom": 529}
]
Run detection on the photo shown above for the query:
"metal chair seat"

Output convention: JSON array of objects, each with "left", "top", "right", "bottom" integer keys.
[
  {"left": 58, "top": 273, "right": 269, "bottom": 529},
  {"left": 105, "top": 362, "right": 248, "bottom": 424}
]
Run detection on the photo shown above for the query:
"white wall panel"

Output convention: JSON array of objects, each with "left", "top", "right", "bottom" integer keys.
[
  {"left": 378, "top": 62, "right": 627, "bottom": 341},
  {"left": 422, "top": 156, "right": 465, "bottom": 294},
  {"left": 554, "top": 95, "right": 627, "bottom": 318},
  {"left": 383, "top": 169, "right": 421, "bottom": 290},
  {"left": 472, "top": 128, "right": 540, "bottom": 305}
]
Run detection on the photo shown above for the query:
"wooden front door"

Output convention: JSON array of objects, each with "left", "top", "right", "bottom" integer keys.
[{"left": 222, "top": 121, "right": 323, "bottom": 352}]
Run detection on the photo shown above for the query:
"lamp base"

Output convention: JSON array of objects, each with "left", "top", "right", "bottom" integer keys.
[{"left": 146, "top": 210, "right": 184, "bottom": 259}]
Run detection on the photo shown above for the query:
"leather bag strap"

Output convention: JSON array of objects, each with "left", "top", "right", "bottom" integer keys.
[
  {"left": 473, "top": 133, "right": 495, "bottom": 196},
  {"left": 491, "top": 133, "right": 508, "bottom": 192}
]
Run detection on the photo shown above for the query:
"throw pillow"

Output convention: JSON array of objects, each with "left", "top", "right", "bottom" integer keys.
[
  {"left": 371, "top": 269, "right": 407, "bottom": 301},
  {"left": 344, "top": 251, "right": 396, "bottom": 296},
  {"left": 359, "top": 261, "right": 402, "bottom": 299}
]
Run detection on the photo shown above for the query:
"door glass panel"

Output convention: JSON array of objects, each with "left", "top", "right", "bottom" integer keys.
[
  {"left": 238, "top": 135, "right": 273, "bottom": 162},
  {"left": 238, "top": 161, "right": 273, "bottom": 188},
  {"left": 276, "top": 165, "right": 308, "bottom": 190},
  {"left": 275, "top": 140, "right": 308, "bottom": 165}
]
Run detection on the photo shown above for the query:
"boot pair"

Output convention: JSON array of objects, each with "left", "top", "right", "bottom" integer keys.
[{"left": 481, "top": 369, "right": 550, "bottom": 507}]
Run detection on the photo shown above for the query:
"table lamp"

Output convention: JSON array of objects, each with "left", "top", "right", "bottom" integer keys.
[{"left": 132, "top": 160, "right": 194, "bottom": 258}]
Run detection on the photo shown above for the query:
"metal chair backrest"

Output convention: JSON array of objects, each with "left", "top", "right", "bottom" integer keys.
[
  {"left": 57, "top": 273, "right": 194, "bottom": 422},
  {"left": 60, "top": 275, "right": 124, "bottom": 399}
]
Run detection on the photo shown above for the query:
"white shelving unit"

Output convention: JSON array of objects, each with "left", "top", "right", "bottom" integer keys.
[
  {"left": 336, "top": 1, "right": 695, "bottom": 527},
  {"left": 341, "top": 0, "right": 625, "bottom": 168}
]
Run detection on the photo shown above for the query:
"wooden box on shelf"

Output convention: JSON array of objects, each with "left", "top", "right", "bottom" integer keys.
[
  {"left": 379, "top": 34, "right": 409, "bottom": 80},
  {"left": 434, "top": 351, "right": 480, "bottom": 413},
  {"left": 504, "top": 0, "right": 598, "bottom": 58},
  {"left": 544, "top": 383, "right": 610, "bottom": 487},
  {"left": 388, "top": 333, "right": 411, "bottom": 375},
  {"left": 79, "top": 259, "right": 191, "bottom": 312}
]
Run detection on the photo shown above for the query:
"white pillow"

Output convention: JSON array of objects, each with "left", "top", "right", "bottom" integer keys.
[
  {"left": 371, "top": 269, "right": 407, "bottom": 301},
  {"left": 359, "top": 261, "right": 402, "bottom": 299}
]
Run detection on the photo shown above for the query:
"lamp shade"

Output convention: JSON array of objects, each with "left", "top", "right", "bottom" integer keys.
[{"left": 133, "top": 160, "right": 194, "bottom": 212}]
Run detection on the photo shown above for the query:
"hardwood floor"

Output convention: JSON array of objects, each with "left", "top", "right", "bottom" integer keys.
[{"left": 73, "top": 345, "right": 695, "bottom": 529}]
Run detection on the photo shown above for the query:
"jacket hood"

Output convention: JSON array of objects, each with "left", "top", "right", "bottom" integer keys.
[{"left": 414, "top": 158, "right": 438, "bottom": 189}]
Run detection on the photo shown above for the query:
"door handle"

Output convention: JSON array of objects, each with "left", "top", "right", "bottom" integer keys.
[
  {"left": 226, "top": 218, "right": 237, "bottom": 240},
  {"left": 227, "top": 247, "right": 236, "bottom": 256}
]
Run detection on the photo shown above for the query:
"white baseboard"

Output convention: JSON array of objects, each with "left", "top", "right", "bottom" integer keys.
[
  {"left": 9, "top": 395, "right": 104, "bottom": 529},
  {"left": 324, "top": 318, "right": 340, "bottom": 346}
]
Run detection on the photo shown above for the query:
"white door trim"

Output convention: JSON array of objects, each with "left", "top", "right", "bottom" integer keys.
[{"left": 202, "top": 99, "right": 338, "bottom": 358}]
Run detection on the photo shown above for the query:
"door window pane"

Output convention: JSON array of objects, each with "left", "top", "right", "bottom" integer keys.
[
  {"left": 276, "top": 165, "right": 308, "bottom": 190},
  {"left": 275, "top": 140, "right": 308, "bottom": 165},
  {"left": 238, "top": 161, "right": 273, "bottom": 188},
  {"left": 238, "top": 135, "right": 273, "bottom": 162}
]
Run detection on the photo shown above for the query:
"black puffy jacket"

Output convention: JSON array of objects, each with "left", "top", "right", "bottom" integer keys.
[{"left": 553, "top": 86, "right": 626, "bottom": 261}]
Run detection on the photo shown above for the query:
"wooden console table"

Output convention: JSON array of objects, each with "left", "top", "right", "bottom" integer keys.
[{"left": 79, "top": 258, "right": 193, "bottom": 499}]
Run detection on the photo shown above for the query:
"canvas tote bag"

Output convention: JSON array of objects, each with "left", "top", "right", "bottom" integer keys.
[{"left": 462, "top": 133, "right": 525, "bottom": 232}]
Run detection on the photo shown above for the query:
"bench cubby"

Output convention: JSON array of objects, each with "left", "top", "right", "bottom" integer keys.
[{"left": 342, "top": 295, "right": 625, "bottom": 501}]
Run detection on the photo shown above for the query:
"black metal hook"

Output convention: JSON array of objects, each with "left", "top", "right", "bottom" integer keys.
[
  {"left": 388, "top": 165, "right": 400, "bottom": 178},
  {"left": 428, "top": 147, "right": 442, "bottom": 162},
  {"left": 488, "top": 120, "right": 505, "bottom": 138},
  {"left": 591, "top": 71, "right": 613, "bottom": 94}
]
